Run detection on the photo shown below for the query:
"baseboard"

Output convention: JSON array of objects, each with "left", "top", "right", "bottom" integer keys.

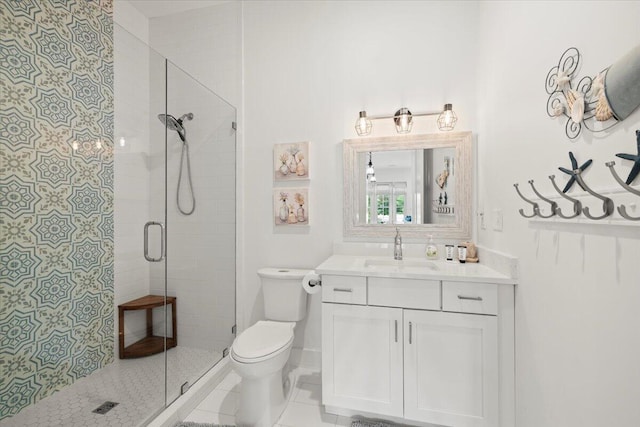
[
  {"left": 146, "top": 358, "right": 231, "bottom": 427},
  {"left": 289, "top": 347, "right": 321, "bottom": 370}
]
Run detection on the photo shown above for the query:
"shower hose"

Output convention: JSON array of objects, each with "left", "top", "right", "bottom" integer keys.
[{"left": 177, "top": 140, "right": 196, "bottom": 215}]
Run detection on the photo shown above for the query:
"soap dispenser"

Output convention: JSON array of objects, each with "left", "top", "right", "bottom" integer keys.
[{"left": 426, "top": 235, "right": 438, "bottom": 260}]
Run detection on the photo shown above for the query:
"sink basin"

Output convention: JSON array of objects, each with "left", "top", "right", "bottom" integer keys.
[{"left": 364, "top": 258, "right": 439, "bottom": 272}]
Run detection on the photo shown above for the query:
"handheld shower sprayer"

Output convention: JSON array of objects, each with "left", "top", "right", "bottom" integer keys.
[{"left": 157, "top": 112, "right": 196, "bottom": 215}]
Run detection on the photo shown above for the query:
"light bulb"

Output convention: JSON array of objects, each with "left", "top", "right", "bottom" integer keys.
[
  {"left": 437, "top": 104, "right": 457, "bottom": 131},
  {"left": 394, "top": 108, "right": 413, "bottom": 133},
  {"left": 355, "top": 111, "right": 372, "bottom": 136},
  {"left": 95, "top": 140, "right": 102, "bottom": 149},
  {"left": 72, "top": 141, "right": 78, "bottom": 151},
  {"left": 119, "top": 137, "right": 126, "bottom": 147},
  {"left": 366, "top": 152, "right": 376, "bottom": 181},
  {"left": 443, "top": 111, "right": 453, "bottom": 126}
]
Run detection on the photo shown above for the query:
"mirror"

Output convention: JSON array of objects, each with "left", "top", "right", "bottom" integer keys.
[{"left": 343, "top": 132, "right": 472, "bottom": 240}]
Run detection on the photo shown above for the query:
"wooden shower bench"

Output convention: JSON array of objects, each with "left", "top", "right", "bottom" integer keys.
[{"left": 118, "top": 295, "right": 177, "bottom": 359}]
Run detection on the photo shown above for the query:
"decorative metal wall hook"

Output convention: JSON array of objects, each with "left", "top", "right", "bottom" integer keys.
[
  {"left": 514, "top": 183, "right": 540, "bottom": 218},
  {"left": 573, "top": 169, "right": 615, "bottom": 220},
  {"left": 548, "top": 175, "right": 582, "bottom": 218},
  {"left": 527, "top": 180, "right": 557, "bottom": 218},
  {"left": 605, "top": 161, "right": 640, "bottom": 220}
]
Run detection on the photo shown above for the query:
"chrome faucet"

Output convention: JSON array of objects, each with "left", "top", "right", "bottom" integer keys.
[{"left": 394, "top": 227, "right": 403, "bottom": 260}]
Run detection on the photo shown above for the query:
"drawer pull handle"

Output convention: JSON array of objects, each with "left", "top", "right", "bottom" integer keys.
[
  {"left": 333, "top": 288, "right": 353, "bottom": 293},
  {"left": 408, "top": 322, "right": 413, "bottom": 344},
  {"left": 458, "top": 295, "right": 483, "bottom": 301}
]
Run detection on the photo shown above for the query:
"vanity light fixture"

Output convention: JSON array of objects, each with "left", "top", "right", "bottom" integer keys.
[
  {"left": 366, "top": 151, "right": 376, "bottom": 182},
  {"left": 355, "top": 104, "right": 457, "bottom": 136}
]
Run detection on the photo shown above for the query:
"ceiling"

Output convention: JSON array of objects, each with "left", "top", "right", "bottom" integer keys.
[{"left": 124, "top": 0, "right": 232, "bottom": 18}]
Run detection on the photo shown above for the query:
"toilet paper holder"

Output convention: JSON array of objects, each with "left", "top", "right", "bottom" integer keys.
[{"left": 308, "top": 279, "right": 322, "bottom": 287}]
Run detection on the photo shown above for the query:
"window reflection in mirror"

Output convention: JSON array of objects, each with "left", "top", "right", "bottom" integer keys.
[{"left": 359, "top": 148, "right": 456, "bottom": 225}]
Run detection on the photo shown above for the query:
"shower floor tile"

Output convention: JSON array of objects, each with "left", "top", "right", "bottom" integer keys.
[{"left": 2, "top": 346, "right": 221, "bottom": 427}]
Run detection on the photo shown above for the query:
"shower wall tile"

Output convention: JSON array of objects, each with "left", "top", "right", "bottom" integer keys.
[
  {"left": 0, "top": 0, "right": 114, "bottom": 420},
  {"left": 112, "top": 15, "right": 154, "bottom": 353}
]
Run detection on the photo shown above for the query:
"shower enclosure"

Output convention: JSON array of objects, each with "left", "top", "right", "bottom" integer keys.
[
  {"left": 0, "top": 1, "right": 236, "bottom": 424},
  {"left": 118, "top": 22, "right": 237, "bottom": 416}
]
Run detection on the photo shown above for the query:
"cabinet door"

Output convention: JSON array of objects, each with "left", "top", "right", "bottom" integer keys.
[
  {"left": 404, "top": 310, "right": 498, "bottom": 427},
  {"left": 322, "top": 303, "right": 403, "bottom": 417}
]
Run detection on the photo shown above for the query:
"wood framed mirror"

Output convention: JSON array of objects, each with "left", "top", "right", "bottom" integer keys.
[{"left": 343, "top": 132, "right": 473, "bottom": 240}]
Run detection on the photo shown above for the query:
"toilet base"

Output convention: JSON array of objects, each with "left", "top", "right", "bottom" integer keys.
[{"left": 236, "top": 366, "right": 293, "bottom": 427}]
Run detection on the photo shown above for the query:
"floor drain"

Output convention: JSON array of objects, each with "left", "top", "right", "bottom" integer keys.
[{"left": 92, "top": 401, "right": 119, "bottom": 415}]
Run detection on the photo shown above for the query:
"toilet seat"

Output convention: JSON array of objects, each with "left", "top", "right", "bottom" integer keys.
[{"left": 231, "top": 320, "right": 294, "bottom": 364}]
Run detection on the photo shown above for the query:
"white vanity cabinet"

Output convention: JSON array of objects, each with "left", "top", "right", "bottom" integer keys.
[
  {"left": 403, "top": 309, "right": 498, "bottom": 427},
  {"left": 321, "top": 273, "right": 514, "bottom": 427},
  {"left": 322, "top": 303, "right": 404, "bottom": 417}
]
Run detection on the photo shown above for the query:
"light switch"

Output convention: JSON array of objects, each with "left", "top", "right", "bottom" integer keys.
[{"left": 492, "top": 209, "right": 503, "bottom": 231}]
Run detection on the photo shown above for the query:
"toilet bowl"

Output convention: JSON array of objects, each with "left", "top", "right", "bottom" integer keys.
[
  {"left": 230, "top": 268, "right": 310, "bottom": 427},
  {"left": 230, "top": 321, "right": 295, "bottom": 426}
]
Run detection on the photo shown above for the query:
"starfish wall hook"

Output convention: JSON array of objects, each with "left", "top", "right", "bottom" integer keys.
[
  {"left": 615, "top": 130, "right": 640, "bottom": 185},
  {"left": 558, "top": 151, "right": 593, "bottom": 193}
]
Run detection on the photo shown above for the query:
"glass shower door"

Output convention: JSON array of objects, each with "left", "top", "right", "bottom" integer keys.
[{"left": 163, "top": 61, "right": 237, "bottom": 404}]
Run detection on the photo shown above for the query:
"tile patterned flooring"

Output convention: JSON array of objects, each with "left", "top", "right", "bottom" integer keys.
[
  {"left": 183, "top": 366, "right": 358, "bottom": 427},
  {"left": 1, "top": 347, "right": 220, "bottom": 427}
]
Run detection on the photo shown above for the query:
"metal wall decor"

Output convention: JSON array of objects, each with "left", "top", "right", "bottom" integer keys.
[
  {"left": 558, "top": 151, "right": 592, "bottom": 193},
  {"left": 546, "top": 45, "right": 640, "bottom": 139},
  {"left": 615, "top": 130, "right": 640, "bottom": 185},
  {"left": 546, "top": 47, "right": 617, "bottom": 139}
]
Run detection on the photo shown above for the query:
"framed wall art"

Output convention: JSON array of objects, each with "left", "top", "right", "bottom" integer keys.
[
  {"left": 273, "top": 141, "right": 309, "bottom": 181},
  {"left": 274, "top": 188, "right": 309, "bottom": 226}
]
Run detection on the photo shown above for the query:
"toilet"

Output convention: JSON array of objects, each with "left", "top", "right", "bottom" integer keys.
[{"left": 230, "top": 268, "right": 310, "bottom": 427}]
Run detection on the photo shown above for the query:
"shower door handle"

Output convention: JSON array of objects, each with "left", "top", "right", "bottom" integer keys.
[{"left": 144, "top": 221, "right": 165, "bottom": 262}]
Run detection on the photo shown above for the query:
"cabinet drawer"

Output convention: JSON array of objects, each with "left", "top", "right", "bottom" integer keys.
[
  {"left": 322, "top": 275, "right": 367, "bottom": 304},
  {"left": 368, "top": 277, "right": 440, "bottom": 310},
  {"left": 442, "top": 281, "right": 498, "bottom": 315}
]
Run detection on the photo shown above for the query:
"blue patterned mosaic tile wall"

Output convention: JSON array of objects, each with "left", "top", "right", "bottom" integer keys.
[{"left": 0, "top": 0, "right": 114, "bottom": 419}]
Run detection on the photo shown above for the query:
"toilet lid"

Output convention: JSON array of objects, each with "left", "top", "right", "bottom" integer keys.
[{"left": 232, "top": 321, "right": 294, "bottom": 360}]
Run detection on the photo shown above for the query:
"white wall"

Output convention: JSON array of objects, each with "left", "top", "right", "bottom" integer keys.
[
  {"left": 242, "top": 0, "right": 480, "bottom": 351},
  {"left": 148, "top": 2, "right": 242, "bottom": 108},
  {"left": 475, "top": 2, "right": 640, "bottom": 426},
  {"left": 113, "top": 0, "right": 149, "bottom": 45}
]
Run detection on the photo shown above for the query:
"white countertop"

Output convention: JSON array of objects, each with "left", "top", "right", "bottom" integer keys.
[{"left": 315, "top": 255, "right": 516, "bottom": 285}]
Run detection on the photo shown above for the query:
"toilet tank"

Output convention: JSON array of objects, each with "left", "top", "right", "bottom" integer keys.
[{"left": 258, "top": 268, "right": 309, "bottom": 322}]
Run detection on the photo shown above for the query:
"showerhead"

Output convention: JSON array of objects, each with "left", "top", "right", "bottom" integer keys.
[
  {"left": 157, "top": 113, "right": 193, "bottom": 142},
  {"left": 178, "top": 112, "right": 194, "bottom": 122}
]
